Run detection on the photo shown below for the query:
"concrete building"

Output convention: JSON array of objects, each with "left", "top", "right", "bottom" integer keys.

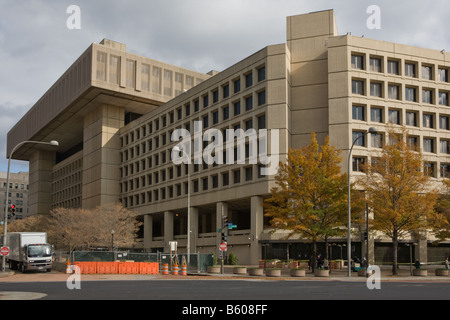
[
  {"left": 8, "top": 10, "right": 450, "bottom": 264},
  {"left": 0, "top": 171, "right": 29, "bottom": 221}
]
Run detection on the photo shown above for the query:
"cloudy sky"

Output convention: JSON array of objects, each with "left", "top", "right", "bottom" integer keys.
[{"left": 0, "top": 0, "right": 449, "bottom": 173}]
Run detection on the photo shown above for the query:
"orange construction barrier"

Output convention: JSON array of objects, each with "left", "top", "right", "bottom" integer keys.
[
  {"left": 65, "top": 259, "right": 73, "bottom": 274},
  {"left": 139, "top": 262, "right": 159, "bottom": 275},
  {"left": 180, "top": 263, "right": 187, "bottom": 276},
  {"left": 259, "top": 260, "right": 265, "bottom": 268},
  {"left": 162, "top": 263, "right": 169, "bottom": 275},
  {"left": 172, "top": 263, "right": 179, "bottom": 275},
  {"left": 97, "top": 262, "right": 118, "bottom": 274},
  {"left": 74, "top": 261, "right": 97, "bottom": 274},
  {"left": 118, "top": 261, "right": 140, "bottom": 274}
]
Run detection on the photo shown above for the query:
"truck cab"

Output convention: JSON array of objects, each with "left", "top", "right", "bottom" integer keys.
[{"left": 22, "top": 243, "right": 52, "bottom": 272}]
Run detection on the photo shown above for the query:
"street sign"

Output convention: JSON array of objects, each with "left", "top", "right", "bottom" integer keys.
[
  {"left": 0, "top": 246, "right": 10, "bottom": 257},
  {"left": 228, "top": 224, "right": 237, "bottom": 229},
  {"left": 219, "top": 242, "right": 227, "bottom": 251}
]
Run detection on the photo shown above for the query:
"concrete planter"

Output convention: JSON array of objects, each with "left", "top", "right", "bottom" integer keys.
[
  {"left": 314, "top": 269, "right": 330, "bottom": 277},
  {"left": 290, "top": 269, "right": 306, "bottom": 277},
  {"left": 207, "top": 266, "right": 221, "bottom": 274},
  {"left": 435, "top": 269, "right": 449, "bottom": 276},
  {"left": 413, "top": 269, "right": 427, "bottom": 277},
  {"left": 233, "top": 267, "right": 247, "bottom": 275},
  {"left": 266, "top": 268, "right": 282, "bottom": 277},
  {"left": 248, "top": 268, "right": 264, "bottom": 276}
]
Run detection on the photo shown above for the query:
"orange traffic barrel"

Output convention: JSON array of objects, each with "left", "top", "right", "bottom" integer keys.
[
  {"left": 162, "top": 263, "right": 169, "bottom": 275},
  {"left": 181, "top": 263, "right": 187, "bottom": 276},
  {"left": 294, "top": 261, "right": 299, "bottom": 269},
  {"left": 65, "top": 259, "right": 73, "bottom": 274},
  {"left": 172, "top": 263, "right": 179, "bottom": 275},
  {"left": 259, "top": 260, "right": 265, "bottom": 268}
]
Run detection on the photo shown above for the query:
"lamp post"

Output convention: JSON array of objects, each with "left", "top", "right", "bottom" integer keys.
[
  {"left": 2, "top": 140, "right": 59, "bottom": 272},
  {"left": 347, "top": 127, "right": 377, "bottom": 277},
  {"left": 173, "top": 146, "right": 191, "bottom": 264}
]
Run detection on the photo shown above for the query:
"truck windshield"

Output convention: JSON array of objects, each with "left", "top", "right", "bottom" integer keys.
[{"left": 27, "top": 245, "right": 52, "bottom": 258}]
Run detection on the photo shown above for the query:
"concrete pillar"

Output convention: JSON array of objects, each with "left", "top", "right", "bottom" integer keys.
[
  {"left": 164, "top": 211, "right": 174, "bottom": 252},
  {"left": 143, "top": 214, "right": 153, "bottom": 249},
  {"left": 416, "top": 239, "right": 428, "bottom": 264},
  {"left": 250, "top": 196, "right": 264, "bottom": 264},
  {"left": 28, "top": 150, "right": 56, "bottom": 216},
  {"left": 82, "top": 104, "right": 124, "bottom": 209}
]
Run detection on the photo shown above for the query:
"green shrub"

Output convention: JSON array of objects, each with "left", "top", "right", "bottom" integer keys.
[{"left": 228, "top": 252, "right": 238, "bottom": 265}]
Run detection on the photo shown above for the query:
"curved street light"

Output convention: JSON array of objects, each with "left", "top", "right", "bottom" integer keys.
[
  {"left": 2, "top": 140, "right": 59, "bottom": 272},
  {"left": 347, "top": 128, "right": 377, "bottom": 277}
]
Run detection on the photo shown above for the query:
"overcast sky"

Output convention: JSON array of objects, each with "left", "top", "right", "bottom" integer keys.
[{"left": 1, "top": 0, "right": 449, "bottom": 173}]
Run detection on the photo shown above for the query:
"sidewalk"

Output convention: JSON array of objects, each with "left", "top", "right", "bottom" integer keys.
[{"left": 0, "top": 265, "right": 449, "bottom": 282}]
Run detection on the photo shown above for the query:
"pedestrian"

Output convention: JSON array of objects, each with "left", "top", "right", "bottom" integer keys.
[
  {"left": 415, "top": 259, "right": 421, "bottom": 269},
  {"left": 445, "top": 257, "right": 449, "bottom": 270}
]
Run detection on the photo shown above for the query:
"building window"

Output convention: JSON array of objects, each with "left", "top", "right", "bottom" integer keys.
[
  {"left": 245, "top": 167, "right": 253, "bottom": 181},
  {"left": 388, "top": 85, "right": 400, "bottom": 100},
  {"left": 370, "top": 82, "right": 382, "bottom": 97},
  {"left": 352, "top": 105, "right": 365, "bottom": 121},
  {"left": 422, "top": 65, "right": 432, "bottom": 80},
  {"left": 438, "top": 68, "right": 448, "bottom": 82},
  {"left": 245, "top": 73, "right": 253, "bottom": 88},
  {"left": 440, "top": 115, "right": 450, "bottom": 130},
  {"left": 213, "top": 89, "right": 219, "bottom": 103},
  {"left": 440, "top": 140, "right": 450, "bottom": 154},
  {"left": 163, "top": 69, "right": 172, "bottom": 96},
  {"left": 371, "top": 107, "right": 383, "bottom": 123},
  {"left": 234, "top": 101, "right": 241, "bottom": 116},
  {"left": 258, "top": 66, "right": 266, "bottom": 82},
  {"left": 223, "top": 106, "right": 230, "bottom": 120},
  {"left": 352, "top": 157, "right": 366, "bottom": 172},
  {"left": 352, "top": 131, "right": 366, "bottom": 147},
  {"left": 222, "top": 172, "right": 229, "bottom": 186},
  {"left": 213, "top": 110, "right": 219, "bottom": 124},
  {"left": 110, "top": 55, "right": 121, "bottom": 85},
  {"left": 441, "top": 164, "right": 450, "bottom": 178},
  {"left": 388, "top": 109, "right": 401, "bottom": 125},
  {"left": 257, "top": 114, "right": 266, "bottom": 129},
  {"left": 194, "top": 99, "right": 200, "bottom": 112},
  {"left": 371, "top": 133, "right": 384, "bottom": 148},
  {"left": 424, "top": 163, "right": 436, "bottom": 177},
  {"left": 203, "top": 95, "right": 209, "bottom": 108},
  {"left": 407, "top": 136, "right": 419, "bottom": 151},
  {"left": 406, "top": 112, "right": 418, "bottom": 127},
  {"left": 439, "top": 92, "right": 448, "bottom": 106},
  {"left": 352, "top": 80, "right": 365, "bottom": 95},
  {"left": 245, "top": 96, "right": 253, "bottom": 111},
  {"left": 351, "top": 55, "right": 364, "bottom": 70},
  {"left": 234, "top": 78, "right": 241, "bottom": 93},
  {"left": 422, "top": 89, "right": 433, "bottom": 104},
  {"left": 233, "top": 169, "right": 241, "bottom": 184},
  {"left": 423, "top": 138, "right": 435, "bottom": 153},
  {"left": 369, "top": 57, "right": 382, "bottom": 72},
  {"left": 258, "top": 90, "right": 266, "bottom": 106},
  {"left": 223, "top": 84, "right": 230, "bottom": 98},
  {"left": 405, "top": 63, "right": 416, "bottom": 77},
  {"left": 96, "top": 51, "right": 107, "bottom": 81},
  {"left": 423, "top": 113, "right": 434, "bottom": 128},
  {"left": 405, "top": 87, "right": 416, "bottom": 102},
  {"left": 388, "top": 60, "right": 399, "bottom": 75}
]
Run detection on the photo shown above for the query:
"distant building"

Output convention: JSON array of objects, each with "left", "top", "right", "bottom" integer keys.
[
  {"left": 0, "top": 171, "right": 29, "bottom": 221},
  {"left": 7, "top": 10, "right": 450, "bottom": 264}
]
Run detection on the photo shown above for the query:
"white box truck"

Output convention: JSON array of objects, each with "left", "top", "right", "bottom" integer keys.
[{"left": 5, "top": 232, "right": 52, "bottom": 272}]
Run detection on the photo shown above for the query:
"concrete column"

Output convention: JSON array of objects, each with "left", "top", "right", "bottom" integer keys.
[
  {"left": 28, "top": 150, "right": 56, "bottom": 216},
  {"left": 82, "top": 104, "right": 124, "bottom": 209},
  {"left": 250, "top": 196, "right": 264, "bottom": 264},
  {"left": 164, "top": 211, "right": 174, "bottom": 252},
  {"left": 416, "top": 239, "right": 428, "bottom": 264},
  {"left": 143, "top": 214, "right": 153, "bottom": 249}
]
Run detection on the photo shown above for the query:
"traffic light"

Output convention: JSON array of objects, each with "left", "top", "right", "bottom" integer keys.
[
  {"left": 223, "top": 216, "right": 228, "bottom": 229},
  {"left": 10, "top": 204, "right": 15, "bottom": 216},
  {"left": 221, "top": 232, "right": 227, "bottom": 242}
]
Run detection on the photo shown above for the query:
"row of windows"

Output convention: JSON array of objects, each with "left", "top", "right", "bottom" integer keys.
[
  {"left": 351, "top": 79, "right": 449, "bottom": 106},
  {"left": 352, "top": 156, "right": 450, "bottom": 179},
  {"left": 121, "top": 65, "right": 266, "bottom": 147},
  {"left": 1, "top": 182, "right": 29, "bottom": 190},
  {"left": 351, "top": 54, "right": 449, "bottom": 82},
  {"left": 121, "top": 164, "right": 266, "bottom": 208},
  {"left": 352, "top": 105, "right": 450, "bottom": 129},
  {"left": 352, "top": 130, "right": 450, "bottom": 154}
]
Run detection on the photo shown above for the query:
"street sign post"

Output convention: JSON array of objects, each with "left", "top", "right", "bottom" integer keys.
[{"left": 0, "top": 246, "right": 10, "bottom": 257}]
